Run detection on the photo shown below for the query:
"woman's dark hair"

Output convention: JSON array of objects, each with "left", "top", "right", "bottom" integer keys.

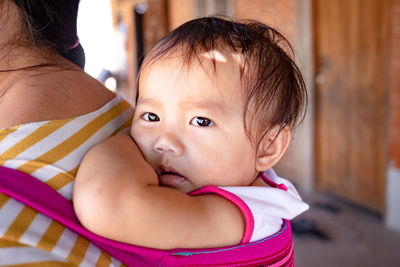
[
  {"left": 142, "top": 16, "right": 307, "bottom": 148},
  {"left": 11, "top": 0, "right": 85, "bottom": 68}
]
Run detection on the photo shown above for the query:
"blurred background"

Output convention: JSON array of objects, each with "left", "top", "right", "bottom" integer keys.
[{"left": 76, "top": 0, "right": 400, "bottom": 266}]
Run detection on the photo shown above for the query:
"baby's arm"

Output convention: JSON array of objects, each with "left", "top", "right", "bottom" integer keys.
[{"left": 73, "top": 133, "right": 244, "bottom": 250}]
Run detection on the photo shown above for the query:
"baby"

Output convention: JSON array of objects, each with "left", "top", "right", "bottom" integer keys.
[{"left": 73, "top": 17, "right": 309, "bottom": 250}]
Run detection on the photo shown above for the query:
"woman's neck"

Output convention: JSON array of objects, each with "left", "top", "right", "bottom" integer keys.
[
  {"left": 1, "top": 46, "right": 62, "bottom": 70},
  {"left": 0, "top": 46, "right": 67, "bottom": 97}
]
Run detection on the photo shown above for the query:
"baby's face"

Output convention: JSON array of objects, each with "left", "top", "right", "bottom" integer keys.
[{"left": 131, "top": 51, "right": 259, "bottom": 193}]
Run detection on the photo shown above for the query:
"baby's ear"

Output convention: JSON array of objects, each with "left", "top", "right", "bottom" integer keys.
[{"left": 255, "top": 126, "right": 291, "bottom": 172}]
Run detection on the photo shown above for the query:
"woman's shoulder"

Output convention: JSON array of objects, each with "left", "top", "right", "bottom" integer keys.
[{"left": 0, "top": 69, "right": 118, "bottom": 129}]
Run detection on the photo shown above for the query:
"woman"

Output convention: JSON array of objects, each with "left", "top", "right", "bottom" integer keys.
[{"left": 0, "top": 0, "right": 133, "bottom": 265}]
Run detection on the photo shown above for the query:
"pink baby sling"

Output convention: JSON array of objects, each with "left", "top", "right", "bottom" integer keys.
[{"left": 0, "top": 166, "right": 295, "bottom": 266}]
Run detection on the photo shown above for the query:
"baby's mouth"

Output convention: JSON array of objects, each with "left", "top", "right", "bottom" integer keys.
[{"left": 157, "top": 165, "right": 187, "bottom": 186}]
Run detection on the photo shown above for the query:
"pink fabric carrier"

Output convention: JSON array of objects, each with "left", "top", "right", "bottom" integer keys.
[{"left": 0, "top": 166, "right": 295, "bottom": 267}]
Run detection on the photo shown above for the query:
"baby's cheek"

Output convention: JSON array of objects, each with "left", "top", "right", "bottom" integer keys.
[
  {"left": 130, "top": 130, "right": 152, "bottom": 156},
  {"left": 131, "top": 125, "right": 146, "bottom": 142},
  {"left": 130, "top": 125, "right": 138, "bottom": 139}
]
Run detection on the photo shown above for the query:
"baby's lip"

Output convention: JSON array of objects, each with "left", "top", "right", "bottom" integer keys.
[
  {"left": 157, "top": 165, "right": 187, "bottom": 186},
  {"left": 157, "top": 165, "right": 183, "bottom": 177}
]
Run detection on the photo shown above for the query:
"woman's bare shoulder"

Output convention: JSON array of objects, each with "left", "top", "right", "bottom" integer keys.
[{"left": 0, "top": 69, "right": 116, "bottom": 129}]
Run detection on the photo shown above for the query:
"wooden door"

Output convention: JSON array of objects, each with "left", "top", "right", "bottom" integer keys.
[{"left": 313, "top": 0, "right": 390, "bottom": 213}]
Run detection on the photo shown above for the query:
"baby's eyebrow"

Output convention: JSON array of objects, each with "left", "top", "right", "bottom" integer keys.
[
  {"left": 136, "top": 97, "right": 161, "bottom": 107},
  {"left": 136, "top": 97, "right": 228, "bottom": 115},
  {"left": 181, "top": 100, "right": 227, "bottom": 114}
]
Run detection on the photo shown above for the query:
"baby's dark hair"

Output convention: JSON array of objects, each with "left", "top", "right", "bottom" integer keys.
[{"left": 142, "top": 16, "right": 307, "bottom": 148}]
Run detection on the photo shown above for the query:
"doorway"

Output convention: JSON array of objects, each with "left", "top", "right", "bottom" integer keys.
[{"left": 313, "top": 0, "right": 390, "bottom": 213}]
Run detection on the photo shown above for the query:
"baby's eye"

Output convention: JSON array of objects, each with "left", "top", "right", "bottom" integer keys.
[
  {"left": 141, "top": 112, "right": 160, "bottom": 122},
  {"left": 190, "top": 117, "right": 214, "bottom": 127}
]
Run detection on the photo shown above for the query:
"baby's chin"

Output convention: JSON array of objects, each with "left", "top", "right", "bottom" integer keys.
[
  {"left": 176, "top": 182, "right": 207, "bottom": 194},
  {"left": 158, "top": 173, "right": 195, "bottom": 194},
  {"left": 175, "top": 184, "right": 197, "bottom": 194}
]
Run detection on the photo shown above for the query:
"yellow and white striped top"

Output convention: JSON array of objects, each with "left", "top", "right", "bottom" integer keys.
[{"left": 0, "top": 94, "right": 134, "bottom": 266}]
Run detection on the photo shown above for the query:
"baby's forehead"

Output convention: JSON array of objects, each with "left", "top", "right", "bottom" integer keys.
[
  {"left": 138, "top": 51, "right": 248, "bottom": 103},
  {"left": 141, "top": 49, "right": 247, "bottom": 82},
  {"left": 147, "top": 44, "right": 245, "bottom": 65}
]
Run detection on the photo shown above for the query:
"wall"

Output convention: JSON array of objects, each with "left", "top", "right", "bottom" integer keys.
[
  {"left": 235, "top": 0, "right": 295, "bottom": 41},
  {"left": 167, "top": 0, "right": 195, "bottom": 30},
  {"left": 386, "top": 0, "right": 400, "bottom": 232},
  {"left": 289, "top": 0, "right": 314, "bottom": 193},
  {"left": 388, "top": 1, "right": 400, "bottom": 168}
]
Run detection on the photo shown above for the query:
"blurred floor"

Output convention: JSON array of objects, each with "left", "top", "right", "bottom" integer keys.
[{"left": 293, "top": 192, "right": 400, "bottom": 267}]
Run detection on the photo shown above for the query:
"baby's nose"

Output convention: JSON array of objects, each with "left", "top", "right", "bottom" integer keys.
[{"left": 153, "top": 132, "right": 184, "bottom": 156}]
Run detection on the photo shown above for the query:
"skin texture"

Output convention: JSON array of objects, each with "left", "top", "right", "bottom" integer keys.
[
  {"left": 0, "top": 62, "right": 115, "bottom": 129},
  {"left": 73, "top": 50, "right": 291, "bottom": 250}
]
